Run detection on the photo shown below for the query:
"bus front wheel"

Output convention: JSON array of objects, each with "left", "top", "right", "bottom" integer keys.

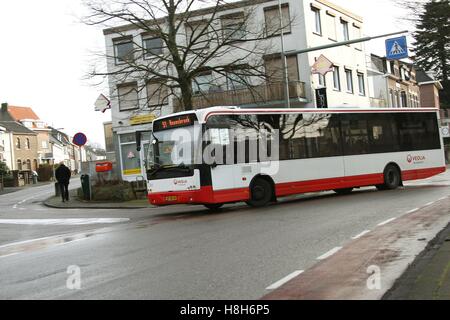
[
  {"left": 247, "top": 178, "right": 273, "bottom": 208},
  {"left": 377, "top": 165, "right": 401, "bottom": 191}
]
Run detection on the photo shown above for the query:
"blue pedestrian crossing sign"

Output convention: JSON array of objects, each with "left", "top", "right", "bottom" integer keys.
[{"left": 386, "top": 36, "right": 408, "bottom": 60}]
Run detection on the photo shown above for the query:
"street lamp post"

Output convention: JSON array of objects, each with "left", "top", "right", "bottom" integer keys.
[{"left": 278, "top": 0, "right": 291, "bottom": 109}]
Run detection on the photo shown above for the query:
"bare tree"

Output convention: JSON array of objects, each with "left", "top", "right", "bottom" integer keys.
[
  {"left": 391, "top": 0, "right": 429, "bottom": 23},
  {"left": 83, "top": 0, "right": 294, "bottom": 113}
]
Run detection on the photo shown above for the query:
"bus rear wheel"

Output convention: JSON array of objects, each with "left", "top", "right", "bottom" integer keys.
[
  {"left": 377, "top": 165, "right": 401, "bottom": 191},
  {"left": 334, "top": 188, "right": 353, "bottom": 195},
  {"left": 204, "top": 203, "right": 224, "bottom": 211},
  {"left": 247, "top": 178, "right": 273, "bottom": 208}
]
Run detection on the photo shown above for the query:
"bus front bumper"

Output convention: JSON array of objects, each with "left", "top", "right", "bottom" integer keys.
[
  {"left": 148, "top": 187, "right": 214, "bottom": 206},
  {"left": 148, "top": 186, "right": 250, "bottom": 206}
]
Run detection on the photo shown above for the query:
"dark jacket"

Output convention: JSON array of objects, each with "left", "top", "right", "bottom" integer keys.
[{"left": 55, "top": 164, "right": 71, "bottom": 184}]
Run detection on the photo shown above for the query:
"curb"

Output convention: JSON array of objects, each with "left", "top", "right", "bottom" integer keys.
[{"left": 43, "top": 197, "right": 150, "bottom": 210}]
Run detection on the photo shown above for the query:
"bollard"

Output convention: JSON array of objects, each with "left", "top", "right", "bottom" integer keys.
[{"left": 55, "top": 182, "right": 61, "bottom": 197}]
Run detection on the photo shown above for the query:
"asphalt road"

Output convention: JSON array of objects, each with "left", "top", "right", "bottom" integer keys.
[{"left": 1, "top": 172, "right": 450, "bottom": 299}]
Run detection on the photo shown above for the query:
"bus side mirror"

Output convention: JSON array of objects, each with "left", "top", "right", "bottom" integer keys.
[{"left": 211, "top": 161, "right": 218, "bottom": 169}]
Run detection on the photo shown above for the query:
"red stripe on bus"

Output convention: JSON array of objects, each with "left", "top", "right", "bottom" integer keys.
[{"left": 148, "top": 166, "right": 446, "bottom": 206}]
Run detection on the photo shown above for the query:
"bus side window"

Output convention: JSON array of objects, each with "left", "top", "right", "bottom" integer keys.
[
  {"left": 367, "top": 114, "right": 399, "bottom": 153},
  {"left": 341, "top": 115, "right": 370, "bottom": 156}
]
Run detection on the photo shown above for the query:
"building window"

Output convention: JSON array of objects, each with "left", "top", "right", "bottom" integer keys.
[
  {"left": 114, "top": 38, "right": 134, "bottom": 64},
  {"left": 146, "top": 80, "right": 169, "bottom": 106},
  {"left": 264, "top": 4, "right": 291, "bottom": 37},
  {"left": 264, "top": 54, "right": 299, "bottom": 83},
  {"left": 16, "top": 137, "right": 21, "bottom": 149},
  {"left": 26, "top": 138, "right": 30, "bottom": 149},
  {"left": 333, "top": 66, "right": 341, "bottom": 91},
  {"left": 341, "top": 19, "right": 349, "bottom": 41},
  {"left": 117, "top": 83, "right": 139, "bottom": 111},
  {"left": 345, "top": 69, "right": 353, "bottom": 93},
  {"left": 17, "top": 160, "right": 22, "bottom": 170},
  {"left": 143, "top": 37, "right": 163, "bottom": 59},
  {"left": 36, "top": 121, "right": 45, "bottom": 129},
  {"left": 311, "top": 6, "right": 322, "bottom": 35},
  {"left": 192, "top": 72, "right": 213, "bottom": 94},
  {"left": 186, "top": 20, "right": 210, "bottom": 50},
  {"left": 326, "top": 13, "right": 336, "bottom": 40},
  {"left": 357, "top": 73, "right": 365, "bottom": 96},
  {"left": 42, "top": 140, "right": 48, "bottom": 149},
  {"left": 26, "top": 159, "right": 31, "bottom": 170},
  {"left": 227, "top": 70, "right": 250, "bottom": 91},
  {"left": 401, "top": 91, "right": 407, "bottom": 108},
  {"left": 318, "top": 73, "right": 326, "bottom": 87},
  {"left": 221, "top": 12, "right": 246, "bottom": 41}
]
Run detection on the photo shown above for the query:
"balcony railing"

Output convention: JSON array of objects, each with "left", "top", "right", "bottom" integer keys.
[{"left": 174, "top": 81, "right": 307, "bottom": 110}]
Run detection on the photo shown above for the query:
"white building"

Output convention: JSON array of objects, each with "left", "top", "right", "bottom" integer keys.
[
  {"left": 0, "top": 125, "right": 13, "bottom": 170},
  {"left": 103, "top": 0, "right": 370, "bottom": 181}
]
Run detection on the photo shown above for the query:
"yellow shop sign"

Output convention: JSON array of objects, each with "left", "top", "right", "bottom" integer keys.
[{"left": 129, "top": 114, "right": 157, "bottom": 125}]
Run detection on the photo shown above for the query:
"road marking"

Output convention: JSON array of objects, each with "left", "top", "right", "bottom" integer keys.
[
  {"left": 424, "top": 201, "right": 435, "bottom": 207},
  {"left": 377, "top": 217, "right": 397, "bottom": 226},
  {"left": 0, "top": 253, "right": 19, "bottom": 259},
  {"left": 0, "top": 218, "right": 130, "bottom": 226},
  {"left": 317, "top": 247, "right": 342, "bottom": 260},
  {"left": 438, "top": 196, "right": 447, "bottom": 201},
  {"left": 351, "top": 230, "right": 371, "bottom": 240},
  {"left": 0, "top": 236, "right": 55, "bottom": 249},
  {"left": 406, "top": 208, "right": 419, "bottom": 214},
  {"left": 266, "top": 270, "right": 304, "bottom": 290}
]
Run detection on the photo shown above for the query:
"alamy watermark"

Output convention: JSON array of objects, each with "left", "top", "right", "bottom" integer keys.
[
  {"left": 366, "top": 265, "right": 381, "bottom": 290},
  {"left": 162, "top": 127, "right": 281, "bottom": 175},
  {"left": 66, "top": 265, "right": 81, "bottom": 290}
]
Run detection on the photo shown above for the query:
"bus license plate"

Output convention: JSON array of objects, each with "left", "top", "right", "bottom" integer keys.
[{"left": 165, "top": 196, "right": 178, "bottom": 202}]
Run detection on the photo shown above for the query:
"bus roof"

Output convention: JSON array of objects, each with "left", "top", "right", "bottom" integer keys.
[{"left": 154, "top": 106, "right": 439, "bottom": 124}]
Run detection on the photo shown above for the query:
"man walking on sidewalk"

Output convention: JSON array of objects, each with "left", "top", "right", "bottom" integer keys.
[{"left": 55, "top": 162, "right": 71, "bottom": 202}]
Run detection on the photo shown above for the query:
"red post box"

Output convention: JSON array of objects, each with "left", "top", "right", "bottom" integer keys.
[{"left": 96, "top": 162, "right": 113, "bottom": 173}]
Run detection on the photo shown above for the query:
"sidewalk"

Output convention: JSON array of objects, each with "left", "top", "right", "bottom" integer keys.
[
  {"left": 384, "top": 223, "right": 450, "bottom": 300},
  {"left": 0, "top": 180, "right": 53, "bottom": 196},
  {"left": 44, "top": 189, "right": 152, "bottom": 209}
]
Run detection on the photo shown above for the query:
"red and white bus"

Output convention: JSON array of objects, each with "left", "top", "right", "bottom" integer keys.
[{"left": 146, "top": 107, "right": 445, "bottom": 209}]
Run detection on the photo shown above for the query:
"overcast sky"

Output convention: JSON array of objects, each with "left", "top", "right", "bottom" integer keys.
[{"left": 0, "top": 0, "right": 410, "bottom": 147}]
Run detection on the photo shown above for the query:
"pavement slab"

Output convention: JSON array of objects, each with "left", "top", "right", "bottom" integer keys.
[
  {"left": 262, "top": 196, "right": 450, "bottom": 300},
  {"left": 383, "top": 223, "right": 450, "bottom": 300}
]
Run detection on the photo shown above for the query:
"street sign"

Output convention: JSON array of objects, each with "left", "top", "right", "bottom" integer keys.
[
  {"left": 94, "top": 94, "right": 111, "bottom": 113},
  {"left": 386, "top": 36, "right": 408, "bottom": 60},
  {"left": 441, "top": 126, "right": 450, "bottom": 138},
  {"left": 315, "top": 88, "right": 328, "bottom": 109},
  {"left": 73, "top": 132, "right": 88, "bottom": 147},
  {"left": 311, "top": 54, "right": 334, "bottom": 76}
]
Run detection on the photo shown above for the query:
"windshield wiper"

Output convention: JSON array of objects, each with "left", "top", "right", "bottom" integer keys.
[{"left": 148, "top": 163, "right": 192, "bottom": 176}]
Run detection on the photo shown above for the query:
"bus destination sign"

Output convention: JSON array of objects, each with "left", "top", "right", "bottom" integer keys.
[{"left": 153, "top": 114, "right": 197, "bottom": 131}]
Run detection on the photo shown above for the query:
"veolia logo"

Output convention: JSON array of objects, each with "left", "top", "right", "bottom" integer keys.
[
  {"left": 407, "top": 155, "right": 413, "bottom": 163},
  {"left": 174, "top": 179, "right": 188, "bottom": 185},
  {"left": 407, "top": 154, "right": 426, "bottom": 164}
]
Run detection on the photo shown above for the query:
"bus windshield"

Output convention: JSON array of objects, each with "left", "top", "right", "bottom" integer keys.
[{"left": 149, "top": 125, "right": 199, "bottom": 168}]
